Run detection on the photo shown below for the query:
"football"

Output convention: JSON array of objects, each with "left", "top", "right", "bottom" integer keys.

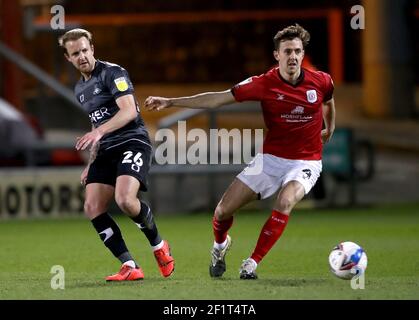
[{"left": 328, "top": 241, "right": 368, "bottom": 280}]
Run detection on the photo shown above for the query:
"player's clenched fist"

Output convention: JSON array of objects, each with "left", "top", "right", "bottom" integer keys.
[{"left": 144, "top": 96, "right": 172, "bottom": 111}]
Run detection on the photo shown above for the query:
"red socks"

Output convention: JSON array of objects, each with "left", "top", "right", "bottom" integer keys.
[
  {"left": 251, "top": 210, "right": 289, "bottom": 264},
  {"left": 212, "top": 210, "right": 289, "bottom": 264},
  {"left": 212, "top": 216, "right": 234, "bottom": 244}
]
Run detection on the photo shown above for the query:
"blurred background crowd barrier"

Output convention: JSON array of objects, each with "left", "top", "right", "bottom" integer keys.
[{"left": 0, "top": 0, "right": 418, "bottom": 218}]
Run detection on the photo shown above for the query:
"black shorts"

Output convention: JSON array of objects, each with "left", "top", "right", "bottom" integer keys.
[{"left": 86, "top": 139, "right": 152, "bottom": 191}]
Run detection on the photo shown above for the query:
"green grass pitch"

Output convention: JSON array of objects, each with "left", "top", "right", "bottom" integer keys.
[{"left": 0, "top": 203, "right": 418, "bottom": 300}]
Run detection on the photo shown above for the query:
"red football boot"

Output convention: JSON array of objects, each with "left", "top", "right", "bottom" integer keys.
[
  {"left": 105, "top": 264, "right": 144, "bottom": 281},
  {"left": 153, "top": 240, "right": 175, "bottom": 278}
]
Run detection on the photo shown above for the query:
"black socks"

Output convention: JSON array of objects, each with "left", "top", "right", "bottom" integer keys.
[
  {"left": 91, "top": 212, "right": 135, "bottom": 264},
  {"left": 131, "top": 201, "right": 162, "bottom": 246}
]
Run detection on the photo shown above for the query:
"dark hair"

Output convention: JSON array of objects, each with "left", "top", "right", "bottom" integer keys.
[
  {"left": 273, "top": 24, "right": 310, "bottom": 49},
  {"left": 58, "top": 28, "right": 93, "bottom": 54}
]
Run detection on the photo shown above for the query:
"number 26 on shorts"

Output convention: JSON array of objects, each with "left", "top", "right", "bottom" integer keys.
[{"left": 122, "top": 151, "right": 143, "bottom": 172}]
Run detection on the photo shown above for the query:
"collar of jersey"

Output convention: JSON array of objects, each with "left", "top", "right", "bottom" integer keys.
[{"left": 276, "top": 67, "right": 305, "bottom": 87}]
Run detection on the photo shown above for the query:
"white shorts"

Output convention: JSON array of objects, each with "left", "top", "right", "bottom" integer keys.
[{"left": 237, "top": 153, "right": 322, "bottom": 200}]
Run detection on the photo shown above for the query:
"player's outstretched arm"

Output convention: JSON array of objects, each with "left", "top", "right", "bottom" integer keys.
[{"left": 145, "top": 89, "right": 235, "bottom": 111}]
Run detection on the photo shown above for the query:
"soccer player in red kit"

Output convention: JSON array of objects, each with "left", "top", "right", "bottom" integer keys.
[{"left": 145, "top": 24, "right": 336, "bottom": 279}]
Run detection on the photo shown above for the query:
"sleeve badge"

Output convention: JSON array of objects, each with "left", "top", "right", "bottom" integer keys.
[{"left": 114, "top": 77, "right": 129, "bottom": 92}]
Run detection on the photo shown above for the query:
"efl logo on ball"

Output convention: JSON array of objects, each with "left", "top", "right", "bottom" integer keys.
[{"left": 328, "top": 241, "right": 368, "bottom": 280}]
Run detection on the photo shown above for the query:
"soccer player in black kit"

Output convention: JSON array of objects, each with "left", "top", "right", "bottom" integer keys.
[{"left": 59, "top": 28, "right": 174, "bottom": 281}]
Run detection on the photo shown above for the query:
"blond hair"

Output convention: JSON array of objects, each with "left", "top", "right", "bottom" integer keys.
[{"left": 58, "top": 28, "right": 93, "bottom": 54}]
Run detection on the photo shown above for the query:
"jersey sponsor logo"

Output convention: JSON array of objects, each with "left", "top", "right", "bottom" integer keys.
[
  {"left": 291, "top": 106, "right": 304, "bottom": 114},
  {"left": 114, "top": 77, "right": 129, "bottom": 92},
  {"left": 306, "top": 90, "right": 317, "bottom": 103},
  {"left": 93, "top": 86, "right": 102, "bottom": 95},
  {"left": 280, "top": 114, "right": 312, "bottom": 122},
  {"left": 277, "top": 94, "right": 285, "bottom": 100},
  {"left": 281, "top": 106, "right": 312, "bottom": 122},
  {"left": 89, "top": 107, "right": 111, "bottom": 123},
  {"left": 79, "top": 94, "right": 84, "bottom": 103}
]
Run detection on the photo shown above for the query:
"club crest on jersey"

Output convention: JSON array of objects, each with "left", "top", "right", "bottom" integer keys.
[
  {"left": 114, "top": 77, "right": 129, "bottom": 92},
  {"left": 306, "top": 90, "right": 317, "bottom": 103}
]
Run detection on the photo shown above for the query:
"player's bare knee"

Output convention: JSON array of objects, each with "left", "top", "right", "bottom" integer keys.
[
  {"left": 214, "top": 203, "right": 232, "bottom": 221},
  {"left": 84, "top": 200, "right": 105, "bottom": 219},
  {"left": 115, "top": 194, "right": 137, "bottom": 216},
  {"left": 276, "top": 196, "right": 295, "bottom": 214}
]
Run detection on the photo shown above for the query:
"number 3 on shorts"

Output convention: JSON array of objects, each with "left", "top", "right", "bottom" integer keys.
[{"left": 122, "top": 151, "right": 143, "bottom": 172}]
